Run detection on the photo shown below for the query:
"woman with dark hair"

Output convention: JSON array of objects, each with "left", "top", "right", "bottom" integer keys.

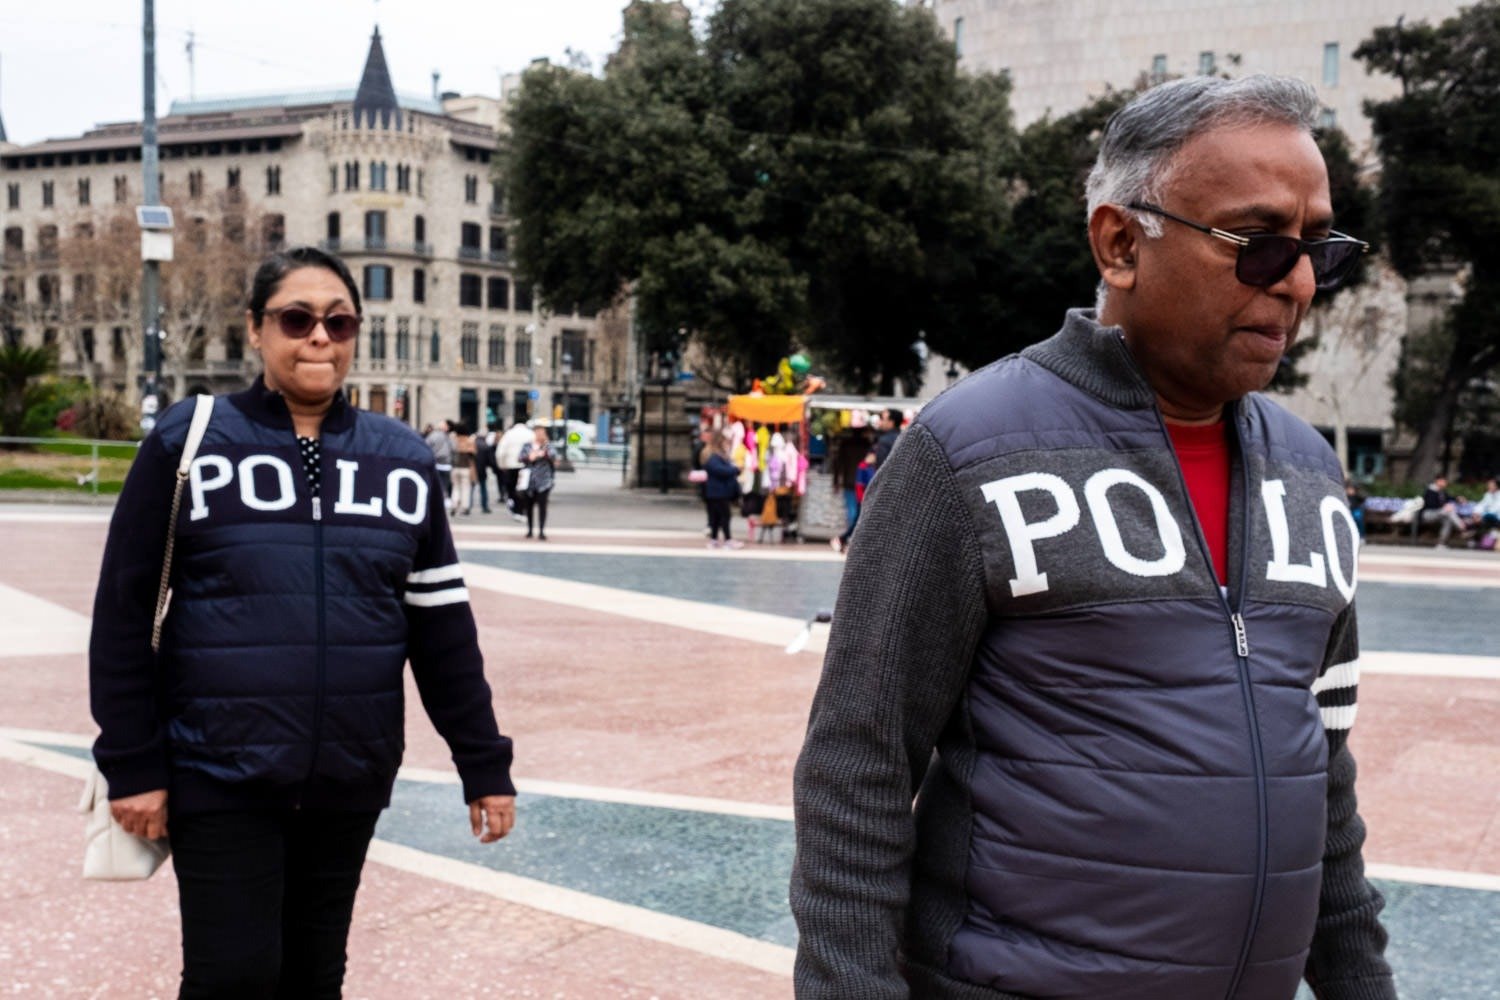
[
  {"left": 518, "top": 424, "right": 557, "bottom": 539},
  {"left": 89, "top": 246, "right": 516, "bottom": 998}
]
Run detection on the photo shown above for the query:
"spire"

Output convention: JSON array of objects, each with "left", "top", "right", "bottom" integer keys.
[
  {"left": 353, "top": 26, "right": 400, "bottom": 130},
  {"left": 0, "top": 54, "right": 8, "bottom": 144}
]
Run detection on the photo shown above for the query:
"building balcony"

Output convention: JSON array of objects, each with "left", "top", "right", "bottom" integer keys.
[
  {"left": 488, "top": 249, "right": 509, "bottom": 265},
  {"left": 458, "top": 245, "right": 482, "bottom": 261},
  {"left": 488, "top": 202, "right": 505, "bottom": 218}
]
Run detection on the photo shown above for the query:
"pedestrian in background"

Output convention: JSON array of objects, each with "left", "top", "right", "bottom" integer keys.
[
  {"left": 828, "top": 429, "right": 871, "bottom": 554},
  {"left": 424, "top": 417, "right": 454, "bottom": 509},
  {"left": 872, "top": 408, "right": 903, "bottom": 469},
  {"left": 477, "top": 421, "right": 502, "bottom": 514},
  {"left": 451, "top": 421, "right": 476, "bottom": 516},
  {"left": 704, "top": 432, "right": 744, "bottom": 549},
  {"left": 497, "top": 419, "right": 533, "bottom": 522},
  {"left": 519, "top": 425, "right": 557, "bottom": 540},
  {"left": 1421, "top": 474, "right": 1467, "bottom": 548},
  {"left": 90, "top": 246, "right": 515, "bottom": 998}
]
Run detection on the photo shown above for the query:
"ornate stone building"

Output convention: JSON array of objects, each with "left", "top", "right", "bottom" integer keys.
[{"left": 0, "top": 28, "right": 627, "bottom": 435}]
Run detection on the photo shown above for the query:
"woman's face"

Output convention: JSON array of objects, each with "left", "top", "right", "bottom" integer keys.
[
  {"left": 533, "top": 427, "right": 548, "bottom": 446},
  {"left": 246, "top": 266, "right": 357, "bottom": 407}
]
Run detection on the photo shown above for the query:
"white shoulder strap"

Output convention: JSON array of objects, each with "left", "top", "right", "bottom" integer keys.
[{"left": 178, "top": 394, "right": 214, "bottom": 475}]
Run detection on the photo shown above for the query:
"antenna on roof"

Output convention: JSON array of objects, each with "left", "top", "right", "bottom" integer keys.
[
  {"left": 432, "top": 71, "right": 440, "bottom": 101},
  {"left": 186, "top": 30, "right": 196, "bottom": 100}
]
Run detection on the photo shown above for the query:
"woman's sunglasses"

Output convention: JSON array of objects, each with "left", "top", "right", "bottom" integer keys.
[
  {"left": 262, "top": 306, "right": 362, "bottom": 343},
  {"left": 1128, "top": 203, "right": 1369, "bottom": 291}
]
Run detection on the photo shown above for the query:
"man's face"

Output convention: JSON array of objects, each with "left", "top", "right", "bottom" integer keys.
[{"left": 1120, "top": 122, "right": 1332, "bottom": 421}]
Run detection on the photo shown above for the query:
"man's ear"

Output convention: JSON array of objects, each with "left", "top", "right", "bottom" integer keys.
[{"left": 1088, "top": 204, "right": 1138, "bottom": 295}]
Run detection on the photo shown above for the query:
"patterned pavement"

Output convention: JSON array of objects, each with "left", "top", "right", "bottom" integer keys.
[{"left": 1, "top": 486, "right": 1497, "bottom": 998}]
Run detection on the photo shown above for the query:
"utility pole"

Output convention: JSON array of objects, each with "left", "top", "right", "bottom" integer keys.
[{"left": 141, "top": 0, "right": 163, "bottom": 413}]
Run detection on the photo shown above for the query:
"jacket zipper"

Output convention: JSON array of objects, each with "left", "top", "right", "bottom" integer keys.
[
  {"left": 1219, "top": 409, "right": 1268, "bottom": 1000},
  {"left": 300, "top": 477, "right": 328, "bottom": 807},
  {"left": 1147, "top": 401, "right": 1268, "bottom": 999}
]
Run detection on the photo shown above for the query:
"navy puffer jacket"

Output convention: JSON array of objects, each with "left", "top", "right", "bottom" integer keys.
[{"left": 90, "top": 378, "right": 514, "bottom": 813}]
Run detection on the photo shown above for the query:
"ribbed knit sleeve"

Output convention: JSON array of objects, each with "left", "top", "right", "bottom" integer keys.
[
  {"left": 1304, "top": 601, "right": 1397, "bottom": 1000},
  {"left": 791, "top": 423, "right": 990, "bottom": 999},
  {"left": 89, "top": 431, "right": 176, "bottom": 799},
  {"left": 403, "top": 465, "right": 515, "bottom": 803}
]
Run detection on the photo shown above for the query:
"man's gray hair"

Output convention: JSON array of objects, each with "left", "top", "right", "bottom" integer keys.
[
  {"left": 1085, "top": 75, "right": 1321, "bottom": 238},
  {"left": 1086, "top": 75, "right": 1320, "bottom": 310}
]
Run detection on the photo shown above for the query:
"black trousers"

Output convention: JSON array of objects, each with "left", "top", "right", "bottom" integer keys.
[
  {"left": 527, "top": 489, "right": 550, "bottom": 536},
  {"left": 707, "top": 497, "right": 733, "bottom": 540},
  {"left": 170, "top": 809, "right": 381, "bottom": 1000}
]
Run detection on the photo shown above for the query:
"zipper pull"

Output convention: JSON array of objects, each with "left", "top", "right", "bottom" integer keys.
[
  {"left": 312, "top": 496, "right": 322, "bottom": 522},
  {"left": 1231, "top": 613, "right": 1249, "bottom": 658}
]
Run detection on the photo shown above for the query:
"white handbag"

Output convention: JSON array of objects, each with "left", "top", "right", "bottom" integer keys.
[
  {"left": 81, "top": 394, "right": 214, "bottom": 881},
  {"left": 79, "top": 766, "right": 171, "bottom": 880}
]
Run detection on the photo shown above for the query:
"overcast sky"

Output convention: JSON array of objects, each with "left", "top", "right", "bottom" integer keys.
[{"left": 0, "top": 0, "right": 700, "bottom": 145}]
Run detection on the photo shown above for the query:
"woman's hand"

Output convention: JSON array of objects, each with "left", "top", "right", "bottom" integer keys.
[
  {"left": 469, "top": 795, "right": 517, "bottom": 843},
  {"left": 111, "top": 789, "right": 169, "bottom": 839}
]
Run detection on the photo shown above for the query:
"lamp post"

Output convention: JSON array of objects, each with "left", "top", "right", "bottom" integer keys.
[
  {"left": 558, "top": 351, "right": 572, "bottom": 471},
  {"left": 556, "top": 351, "right": 571, "bottom": 442},
  {"left": 658, "top": 353, "right": 674, "bottom": 494}
]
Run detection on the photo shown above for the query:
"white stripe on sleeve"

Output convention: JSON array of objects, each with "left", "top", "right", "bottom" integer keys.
[
  {"left": 403, "top": 586, "right": 470, "bottom": 608},
  {"left": 1320, "top": 703, "right": 1359, "bottom": 731},
  {"left": 407, "top": 564, "right": 464, "bottom": 585},
  {"left": 1312, "top": 658, "right": 1360, "bottom": 696}
]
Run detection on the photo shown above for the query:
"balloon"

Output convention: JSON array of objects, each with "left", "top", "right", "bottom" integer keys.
[{"left": 788, "top": 353, "right": 811, "bottom": 376}]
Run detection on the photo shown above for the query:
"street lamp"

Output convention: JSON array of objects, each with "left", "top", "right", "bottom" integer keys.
[
  {"left": 657, "top": 351, "right": 675, "bottom": 494},
  {"left": 557, "top": 351, "right": 571, "bottom": 443}
]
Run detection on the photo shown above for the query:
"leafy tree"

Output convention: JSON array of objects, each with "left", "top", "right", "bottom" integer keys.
[
  {"left": 1356, "top": 3, "right": 1500, "bottom": 481},
  {"left": 502, "top": 0, "right": 1022, "bottom": 393},
  {"left": 0, "top": 343, "right": 59, "bottom": 439}
]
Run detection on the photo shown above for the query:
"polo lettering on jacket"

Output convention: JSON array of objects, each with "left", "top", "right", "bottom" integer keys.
[
  {"left": 979, "top": 467, "right": 1357, "bottom": 604},
  {"left": 186, "top": 447, "right": 429, "bottom": 529}
]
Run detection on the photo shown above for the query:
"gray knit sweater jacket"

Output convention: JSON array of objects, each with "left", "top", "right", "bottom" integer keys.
[{"left": 790, "top": 311, "right": 1394, "bottom": 1000}]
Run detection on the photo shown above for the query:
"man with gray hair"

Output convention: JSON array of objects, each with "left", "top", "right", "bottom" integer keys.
[{"left": 791, "top": 75, "right": 1390, "bottom": 999}]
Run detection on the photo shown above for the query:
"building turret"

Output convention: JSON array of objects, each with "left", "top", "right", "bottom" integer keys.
[{"left": 353, "top": 26, "right": 401, "bottom": 130}]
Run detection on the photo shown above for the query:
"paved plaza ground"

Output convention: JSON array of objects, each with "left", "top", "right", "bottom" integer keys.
[{"left": 1, "top": 467, "right": 1498, "bottom": 998}]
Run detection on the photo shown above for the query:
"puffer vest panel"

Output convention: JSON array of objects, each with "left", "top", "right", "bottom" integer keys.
[
  {"left": 912, "top": 352, "right": 1356, "bottom": 1000},
  {"left": 159, "top": 398, "right": 429, "bottom": 802}
]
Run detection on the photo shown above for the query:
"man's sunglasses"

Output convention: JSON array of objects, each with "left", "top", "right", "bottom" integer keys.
[
  {"left": 1128, "top": 203, "right": 1369, "bottom": 291},
  {"left": 262, "top": 307, "right": 362, "bottom": 343}
]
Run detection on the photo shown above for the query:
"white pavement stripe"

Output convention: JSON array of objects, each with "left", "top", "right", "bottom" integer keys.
[
  {"left": 0, "top": 726, "right": 94, "bottom": 748},
  {"left": 457, "top": 539, "right": 843, "bottom": 563},
  {"left": 397, "top": 765, "right": 794, "bottom": 821},
  {"left": 0, "top": 726, "right": 796, "bottom": 823},
  {"left": 1367, "top": 863, "right": 1500, "bottom": 893},
  {"left": 0, "top": 582, "right": 91, "bottom": 658},
  {"left": 461, "top": 563, "right": 830, "bottom": 655},
  {"left": 1361, "top": 651, "right": 1500, "bottom": 682},
  {"left": 1358, "top": 569, "right": 1500, "bottom": 590},
  {"left": 451, "top": 525, "right": 706, "bottom": 541},
  {"left": 0, "top": 511, "right": 113, "bottom": 524},
  {"left": 0, "top": 735, "right": 93, "bottom": 779},
  {"left": 0, "top": 736, "right": 795, "bottom": 976},
  {"left": 365, "top": 840, "right": 795, "bottom": 977}
]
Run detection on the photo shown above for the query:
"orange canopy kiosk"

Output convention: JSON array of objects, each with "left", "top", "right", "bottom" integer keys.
[
  {"left": 724, "top": 393, "right": 808, "bottom": 426},
  {"left": 721, "top": 393, "right": 923, "bottom": 542}
]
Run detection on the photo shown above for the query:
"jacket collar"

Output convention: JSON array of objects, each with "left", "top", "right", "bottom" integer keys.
[
  {"left": 1020, "top": 309, "right": 1159, "bottom": 411},
  {"left": 229, "top": 374, "right": 355, "bottom": 435}
]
